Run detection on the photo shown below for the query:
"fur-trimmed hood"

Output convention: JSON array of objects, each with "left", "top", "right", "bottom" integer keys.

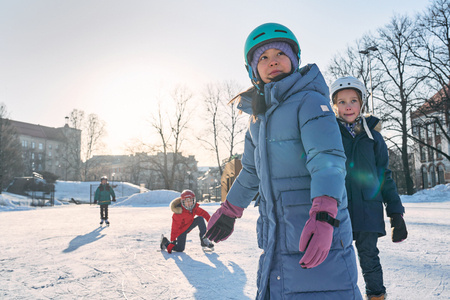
[{"left": 170, "top": 197, "right": 183, "bottom": 214}]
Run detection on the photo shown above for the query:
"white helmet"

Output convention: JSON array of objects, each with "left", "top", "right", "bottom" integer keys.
[
  {"left": 330, "top": 76, "right": 368, "bottom": 102},
  {"left": 330, "top": 76, "right": 374, "bottom": 140}
]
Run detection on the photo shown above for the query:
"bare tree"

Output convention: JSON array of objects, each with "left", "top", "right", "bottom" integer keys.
[
  {"left": 405, "top": 0, "right": 450, "bottom": 160},
  {"left": 199, "top": 80, "right": 246, "bottom": 175},
  {"left": 327, "top": 37, "right": 383, "bottom": 112},
  {"left": 82, "top": 113, "right": 106, "bottom": 180},
  {"left": 149, "top": 85, "right": 192, "bottom": 190},
  {"left": 221, "top": 81, "right": 246, "bottom": 161},
  {"left": 370, "top": 15, "right": 426, "bottom": 195},
  {"left": 0, "top": 104, "right": 24, "bottom": 192},
  {"left": 200, "top": 83, "right": 223, "bottom": 174}
]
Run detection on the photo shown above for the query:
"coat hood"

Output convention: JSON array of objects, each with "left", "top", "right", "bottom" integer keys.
[
  {"left": 170, "top": 197, "right": 199, "bottom": 214},
  {"left": 232, "top": 64, "right": 329, "bottom": 115},
  {"left": 170, "top": 197, "right": 183, "bottom": 214}
]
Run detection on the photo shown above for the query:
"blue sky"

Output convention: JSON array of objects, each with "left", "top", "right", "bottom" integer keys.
[{"left": 0, "top": 0, "right": 431, "bottom": 165}]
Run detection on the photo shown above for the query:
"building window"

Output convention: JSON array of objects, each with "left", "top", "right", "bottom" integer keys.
[
  {"left": 22, "top": 140, "right": 28, "bottom": 148},
  {"left": 38, "top": 154, "right": 42, "bottom": 160},
  {"left": 412, "top": 125, "right": 417, "bottom": 136},
  {"left": 428, "top": 147, "right": 434, "bottom": 162},
  {"left": 430, "top": 165, "right": 436, "bottom": 187},
  {"left": 420, "top": 146, "right": 426, "bottom": 161},
  {"left": 436, "top": 123, "right": 441, "bottom": 136},
  {"left": 31, "top": 153, "right": 35, "bottom": 160},
  {"left": 438, "top": 165, "right": 445, "bottom": 184},
  {"left": 437, "top": 144, "right": 442, "bottom": 159},
  {"left": 48, "top": 144, "right": 52, "bottom": 149},
  {"left": 49, "top": 151, "right": 52, "bottom": 157},
  {"left": 421, "top": 166, "right": 428, "bottom": 189},
  {"left": 32, "top": 142, "right": 35, "bottom": 149},
  {"left": 48, "top": 161, "right": 52, "bottom": 167},
  {"left": 39, "top": 143, "right": 43, "bottom": 150}
]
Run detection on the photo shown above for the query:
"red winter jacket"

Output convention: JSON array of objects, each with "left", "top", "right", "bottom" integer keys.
[{"left": 170, "top": 197, "right": 211, "bottom": 241}]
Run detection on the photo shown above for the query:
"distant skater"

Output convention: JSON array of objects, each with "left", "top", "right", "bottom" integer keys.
[
  {"left": 160, "top": 190, "right": 214, "bottom": 253},
  {"left": 94, "top": 176, "right": 116, "bottom": 225}
]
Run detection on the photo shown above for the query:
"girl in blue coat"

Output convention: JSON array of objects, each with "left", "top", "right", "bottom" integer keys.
[
  {"left": 205, "top": 23, "right": 362, "bottom": 299},
  {"left": 330, "top": 76, "right": 408, "bottom": 300}
]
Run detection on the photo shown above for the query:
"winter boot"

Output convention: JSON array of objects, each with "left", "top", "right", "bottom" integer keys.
[
  {"left": 160, "top": 235, "right": 170, "bottom": 250},
  {"left": 105, "top": 219, "right": 110, "bottom": 225},
  {"left": 201, "top": 237, "right": 214, "bottom": 249},
  {"left": 366, "top": 294, "right": 386, "bottom": 300},
  {"left": 100, "top": 219, "right": 104, "bottom": 225}
]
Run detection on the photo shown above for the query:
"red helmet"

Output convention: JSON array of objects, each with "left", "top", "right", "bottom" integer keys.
[{"left": 181, "top": 189, "right": 196, "bottom": 210}]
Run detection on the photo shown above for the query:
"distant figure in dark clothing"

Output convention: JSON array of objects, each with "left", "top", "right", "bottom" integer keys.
[{"left": 94, "top": 176, "right": 116, "bottom": 225}]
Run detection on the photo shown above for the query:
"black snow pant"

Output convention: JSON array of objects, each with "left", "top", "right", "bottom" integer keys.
[
  {"left": 171, "top": 217, "right": 207, "bottom": 252},
  {"left": 354, "top": 231, "right": 385, "bottom": 296},
  {"left": 100, "top": 204, "right": 109, "bottom": 220}
]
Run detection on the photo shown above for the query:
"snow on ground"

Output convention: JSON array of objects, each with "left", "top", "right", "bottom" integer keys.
[{"left": 0, "top": 184, "right": 449, "bottom": 299}]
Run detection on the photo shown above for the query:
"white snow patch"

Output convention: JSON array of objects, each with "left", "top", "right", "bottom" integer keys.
[{"left": 113, "top": 190, "right": 181, "bottom": 207}]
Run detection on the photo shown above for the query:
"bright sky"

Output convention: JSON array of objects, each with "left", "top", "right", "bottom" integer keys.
[{"left": 0, "top": 0, "right": 431, "bottom": 166}]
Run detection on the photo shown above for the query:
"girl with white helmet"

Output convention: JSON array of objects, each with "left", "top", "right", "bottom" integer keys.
[
  {"left": 204, "top": 23, "right": 362, "bottom": 299},
  {"left": 331, "top": 76, "right": 408, "bottom": 300}
]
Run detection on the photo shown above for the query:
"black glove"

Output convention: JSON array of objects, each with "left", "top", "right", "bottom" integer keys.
[
  {"left": 94, "top": 200, "right": 97, "bottom": 204},
  {"left": 112, "top": 198, "right": 116, "bottom": 202},
  {"left": 390, "top": 213, "right": 407, "bottom": 242},
  {"left": 204, "top": 214, "right": 236, "bottom": 243}
]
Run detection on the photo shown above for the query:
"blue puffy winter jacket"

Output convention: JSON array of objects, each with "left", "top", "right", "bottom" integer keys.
[
  {"left": 227, "top": 64, "right": 362, "bottom": 299},
  {"left": 338, "top": 116, "right": 405, "bottom": 235}
]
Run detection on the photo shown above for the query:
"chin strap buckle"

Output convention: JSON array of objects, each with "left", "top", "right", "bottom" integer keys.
[{"left": 316, "top": 212, "right": 340, "bottom": 227}]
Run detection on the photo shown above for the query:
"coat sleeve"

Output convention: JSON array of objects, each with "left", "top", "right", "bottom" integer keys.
[
  {"left": 170, "top": 213, "right": 182, "bottom": 241},
  {"left": 110, "top": 188, "right": 116, "bottom": 199},
  {"left": 226, "top": 128, "right": 260, "bottom": 209},
  {"left": 298, "top": 92, "right": 347, "bottom": 204},
  {"left": 373, "top": 131, "right": 405, "bottom": 216},
  {"left": 94, "top": 188, "right": 100, "bottom": 201},
  {"left": 196, "top": 206, "right": 211, "bottom": 222}
]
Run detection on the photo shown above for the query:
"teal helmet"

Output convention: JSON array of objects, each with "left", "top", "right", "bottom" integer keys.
[{"left": 244, "top": 23, "right": 301, "bottom": 84}]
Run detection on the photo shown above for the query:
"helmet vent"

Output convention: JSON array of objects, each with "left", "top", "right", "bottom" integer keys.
[
  {"left": 274, "top": 29, "right": 288, "bottom": 33},
  {"left": 253, "top": 33, "right": 265, "bottom": 40}
]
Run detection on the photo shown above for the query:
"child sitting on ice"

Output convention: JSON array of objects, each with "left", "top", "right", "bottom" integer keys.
[{"left": 160, "top": 190, "right": 214, "bottom": 253}]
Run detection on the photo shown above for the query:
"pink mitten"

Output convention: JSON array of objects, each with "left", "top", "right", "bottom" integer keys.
[
  {"left": 204, "top": 200, "right": 244, "bottom": 242},
  {"left": 299, "top": 196, "right": 339, "bottom": 269}
]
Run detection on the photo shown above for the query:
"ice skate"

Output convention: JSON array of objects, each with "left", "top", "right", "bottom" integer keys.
[
  {"left": 201, "top": 237, "right": 214, "bottom": 250},
  {"left": 160, "top": 234, "right": 169, "bottom": 250}
]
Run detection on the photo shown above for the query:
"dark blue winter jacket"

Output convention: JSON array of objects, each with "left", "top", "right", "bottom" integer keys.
[
  {"left": 338, "top": 116, "right": 405, "bottom": 236},
  {"left": 227, "top": 64, "right": 361, "bottom": 299}
]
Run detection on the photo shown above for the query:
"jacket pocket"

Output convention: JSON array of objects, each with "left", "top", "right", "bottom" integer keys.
[
  {"left": 362, "top": 188, "right": 382, "bottom": 202},
  {"left": 280, "top": 190, "right": 311, "bottom": 253}
]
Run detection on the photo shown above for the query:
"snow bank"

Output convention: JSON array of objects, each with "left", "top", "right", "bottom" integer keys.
[
  {"left": 54, "top": 180, "right": 146, "bottom": 203},
  {"left": 401, "top": 183, "right": 450, "bottom": 203},
  {"left": 113, "top": 190, "right": 180, "bottom": 207},
  {"left": 0, "top": 192, "right": 65, "bottom": 212}
]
